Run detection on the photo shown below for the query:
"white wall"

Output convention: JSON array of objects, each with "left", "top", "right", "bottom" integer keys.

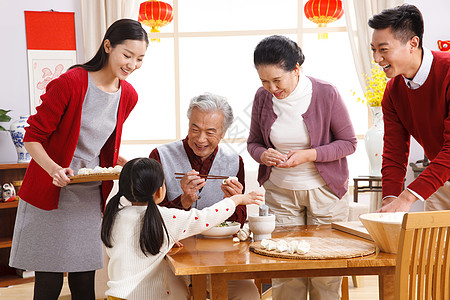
[
  {"left": 407, "top": 0, "right": 450, "bottom": 51},
  {"left": 0, "top": 0, "right": 83, "bottom": 163}
]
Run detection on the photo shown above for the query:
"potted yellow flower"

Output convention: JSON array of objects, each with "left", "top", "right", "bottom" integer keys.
[
  {"left": 358, "top": 65, "right": 388, "bottom": 177},
  {"left": 357, "top": 65, "right": 388, "bottom": 107}
]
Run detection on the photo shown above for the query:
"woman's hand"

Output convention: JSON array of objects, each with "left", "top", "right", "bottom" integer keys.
[
  {"left": 276, "top": 149, "right": 317, "bottom": 168},
  {"left": 260, "top": 148, "right": 288, "bottom": 166},
  {"left": 50, "top": 166, "right": 74, "bottom": 187},
  {"left": 221, "top": 178, "right": 243, "bottom": 198},
  {"left": 230, "top": 191, "right": 264, "bottom": 206},
  {"left": 24, "top": 141, "right": 74, "bottom": 187},
  {"left": 116, "top": 155, "right": 128, "bottom": 166}
]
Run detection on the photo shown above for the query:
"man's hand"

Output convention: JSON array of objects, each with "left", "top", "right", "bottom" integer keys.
[
  {"left": 380, "top": 196, "right": 396, "bottom": 207},
  {"left": 180, "top": 170, "right": 206, "bottom": 209},
  {"left": 378, "top": 190, "right": 418, "bottom": 212},
  {"left": 260, "top": 148, "right": 287, "bottom": 166},
  {"left": 221, "top": 178, "right": 243, "bottom": 198}
]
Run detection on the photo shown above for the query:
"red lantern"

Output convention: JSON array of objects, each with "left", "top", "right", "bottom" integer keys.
[
  {"left": 304, "top": 0, "right": 344, "bottom": 39},
  {"left": 138, "top": 0, "right": 173, "bottom": 42}
]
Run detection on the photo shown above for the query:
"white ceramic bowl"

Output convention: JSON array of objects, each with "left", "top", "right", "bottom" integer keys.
[
  {"left": 201, "top": 221, "right": 240, "bottom": 238},
  {"left": 248, "top": 214, "right": 276, "bottom": 241},
  {"left": 359, "top": 212, "right": 406, "bottom": 254}
]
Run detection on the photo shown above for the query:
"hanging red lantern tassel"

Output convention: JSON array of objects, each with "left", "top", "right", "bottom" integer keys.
[
  {"left": 138, "top": 0, "right": 173, "bottom": 42},
  {"left": 304, "top": 0, "right": 343, "bottom": 39}
]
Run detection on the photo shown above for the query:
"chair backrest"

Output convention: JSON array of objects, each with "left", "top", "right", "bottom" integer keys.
[{"left": 395, "top": 210, "right": 450, "bottom": 300}]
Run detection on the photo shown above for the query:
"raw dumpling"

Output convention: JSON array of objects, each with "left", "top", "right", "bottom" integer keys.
[
  {"left": 296, "top": 240, "right": 311, "bottom": 254},
  {"left": 222, "top": 176, "right": 238, "bottom": 184}
]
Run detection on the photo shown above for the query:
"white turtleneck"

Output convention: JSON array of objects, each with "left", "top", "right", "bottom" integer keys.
[{"left": 269, "top": 73, "right": 326, "bottom": 190}]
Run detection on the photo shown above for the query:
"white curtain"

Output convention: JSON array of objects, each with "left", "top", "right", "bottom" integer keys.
[
  {"left": 343, "top": 0, "right": 404, "bottom": 91},
  {"left": 80, "top": 0, "right": 141, "bottom": 62}
]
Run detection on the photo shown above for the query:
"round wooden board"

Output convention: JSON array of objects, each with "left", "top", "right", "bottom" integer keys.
[
  {"left": 69, "top": 173, "right": 120, "bottom": 184},
  {"left": 250, "top": 237, "right": 376, "bottom": 260}
]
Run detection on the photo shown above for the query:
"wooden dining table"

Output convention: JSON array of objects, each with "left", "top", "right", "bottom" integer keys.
[{"left": 165, "top": 224, "right": 397, "bottom": 300}]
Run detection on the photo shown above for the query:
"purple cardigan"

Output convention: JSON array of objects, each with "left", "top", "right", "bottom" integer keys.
[{"left": 247, "top": 76, "right": 357, "bottom": 199}]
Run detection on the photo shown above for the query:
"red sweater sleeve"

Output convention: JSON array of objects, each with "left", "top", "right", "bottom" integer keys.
[{"left": 381, "top": 84, "right": 411, "bottom": 198}]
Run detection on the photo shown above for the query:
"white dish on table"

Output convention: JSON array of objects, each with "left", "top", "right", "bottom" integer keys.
[{"left": 201, "top": 221, "right": 240, "bottom": 238}]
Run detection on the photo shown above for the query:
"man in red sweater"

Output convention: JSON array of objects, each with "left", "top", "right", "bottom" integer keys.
[{"left": 369, "top": 4, "right": 450, "bottom": 212}]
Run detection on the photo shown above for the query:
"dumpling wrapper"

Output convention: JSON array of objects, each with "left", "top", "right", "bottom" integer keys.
[
  {"left": 222, "top": 176, "right": 238, "bottom": 184},
  {"left": 296, "top": 240, "right": 311, "bottom": 254},
  {"left": 261, "top": 239, "right": 277, "bottom": 251},
  {"left": 237, "top": 228, "right": 250, "bottom": 241}
]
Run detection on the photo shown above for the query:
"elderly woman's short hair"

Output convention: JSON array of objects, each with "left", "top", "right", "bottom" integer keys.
[{"left": 187, "top": 93, "right": 234, "bottom": 132}]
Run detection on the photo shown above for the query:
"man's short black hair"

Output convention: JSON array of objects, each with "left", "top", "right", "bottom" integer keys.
[{"left": 368, "top": 4, "right": 424, "bottom": 48}]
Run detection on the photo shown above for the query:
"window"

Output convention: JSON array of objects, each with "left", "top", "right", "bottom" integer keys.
[{"left": 124, "top": 0, "right": 369, "bottom": 181}]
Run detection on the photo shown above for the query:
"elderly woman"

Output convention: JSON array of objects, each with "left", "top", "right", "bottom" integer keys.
[{"left": 247, "top": 35, "right": 357, "bottom": 300}]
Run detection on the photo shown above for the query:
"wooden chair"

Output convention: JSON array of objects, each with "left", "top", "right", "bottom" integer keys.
[{"left": 395, "top": 210, "right": 450, "bottom": 300}]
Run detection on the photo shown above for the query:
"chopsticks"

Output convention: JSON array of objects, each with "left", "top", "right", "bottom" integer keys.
[{"left": 174, "top": 172, "right": 229, "bottom": 180}]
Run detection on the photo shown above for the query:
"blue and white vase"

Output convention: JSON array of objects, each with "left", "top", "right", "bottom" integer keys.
[
  {"left": 364, "top": 106, "right": 384, "bottom": 176},
  {"left": 10, "top": 116, "right": 31, "bottom": 163}
]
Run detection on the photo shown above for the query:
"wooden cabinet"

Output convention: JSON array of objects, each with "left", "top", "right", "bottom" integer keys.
[{"left": 0, "top": 163, "right": 33, "bottom": 287}]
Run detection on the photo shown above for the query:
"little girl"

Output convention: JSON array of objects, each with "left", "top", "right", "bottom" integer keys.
[{"left": 101, "top": 157, "right": 263, "bottom": 300}]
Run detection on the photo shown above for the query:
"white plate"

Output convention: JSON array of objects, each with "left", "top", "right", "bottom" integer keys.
[{"left": 201, "top": 221, "right": 240, "bottom": 238}]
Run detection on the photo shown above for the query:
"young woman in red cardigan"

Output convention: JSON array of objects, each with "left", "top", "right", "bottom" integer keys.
[{"left": 9, "top": 19, "right": 148, "bottom": 300}]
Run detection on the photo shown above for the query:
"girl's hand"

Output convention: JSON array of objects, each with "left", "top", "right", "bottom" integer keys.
[
  {"left": 260, "top": 148, "right": 288, "bottom": 166},
  {"left": 221, "top": 178, "right": 243, "bottom": 197},
  {"left": 173, "top": 241, "right": 184, "bottom": 248},
  {"left": 276, "top": 149, "right": 317, "bottom": 168},
  {"left": 51, "top": 166, "right": 74, "bottom": 187},
  {"left": 230, "top": 191, "right": 264, "bottom": 206}
]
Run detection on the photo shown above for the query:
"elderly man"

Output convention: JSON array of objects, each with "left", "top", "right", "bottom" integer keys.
[
  {"left": 149, "top": 93, "right": 259, "bottom": 299},
  {"left": 150, "top": 92, "right": 246, "bottom": 223}
]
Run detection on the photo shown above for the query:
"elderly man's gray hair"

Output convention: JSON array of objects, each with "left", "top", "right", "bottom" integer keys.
[{"left": 187, "top": 93, "right": 234, "bottom": 132}]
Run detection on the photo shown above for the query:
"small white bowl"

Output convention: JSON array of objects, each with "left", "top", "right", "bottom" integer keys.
[
  {"left": 248, "top": 214, "right": 276, "bottom": 241},
  {"left": 201, "top": 221, "right": 240, "bottom": 238},
  {"left": 359, "top": 212, "right": 406, "bottom": 254}
]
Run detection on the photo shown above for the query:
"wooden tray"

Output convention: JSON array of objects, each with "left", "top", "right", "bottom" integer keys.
[
  {"left": 69, "top": 173, "right": 120, "bottom": 184},
  {"left": 331, "top": 221, "right": 373, "bottom": 241},
  {"left": 250, "top": 237, "right": 375, "bottom": 260}
]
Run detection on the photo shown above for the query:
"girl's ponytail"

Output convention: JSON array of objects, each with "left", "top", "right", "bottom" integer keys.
[
  {"left": 101, "top": 193, "right": 122, "bottom": 248},
  {"left": 140, "top": 195, "right": 169, "bottom": 256}
]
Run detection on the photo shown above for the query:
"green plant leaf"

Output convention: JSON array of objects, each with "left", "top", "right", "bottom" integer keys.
[
  {"left": 0, "top": 109, "right": 12, "bottom": 122},
  {"left": 0, "top": 125, "right": 7, "bottom": 131}
]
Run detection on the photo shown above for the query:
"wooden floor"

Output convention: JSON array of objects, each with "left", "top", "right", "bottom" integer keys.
[{"left": 0, "top": 275, "right": 379, "bottom": 299}]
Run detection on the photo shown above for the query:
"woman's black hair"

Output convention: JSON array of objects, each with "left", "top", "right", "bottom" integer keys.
[
  {"left": 368, "top": 4, "right": 424, "bottom": 48},
  {"left": 69, "top": 18, "right": 149, "bottom": 72},
  {"left": 101, "top": 157, "right": 169, "bottom": 256},
  {"left": 253, "top": 35, "right": 305, "bottom": 71}
]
